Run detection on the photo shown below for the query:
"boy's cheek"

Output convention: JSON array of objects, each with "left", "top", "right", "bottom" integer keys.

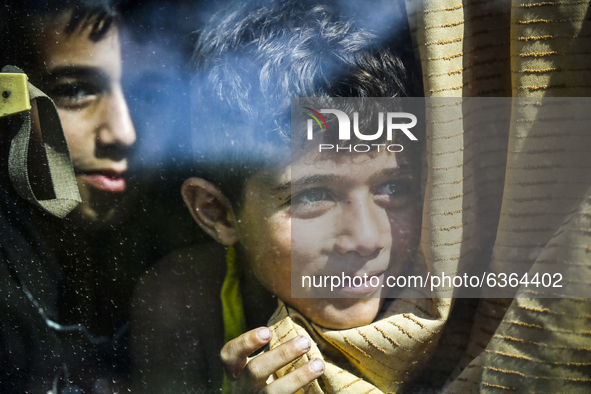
[
  {"left": 247, "top": 239, "right": 293, "bottom": 294},
  {"left": 385, "top": 207, "right": 422, "bottom": 273},
  {"left": 291, "top": 219, "right": 334, "bottom": 258},
  {"left": 388, "top": 202, "right": 422, "bottom": 237}
]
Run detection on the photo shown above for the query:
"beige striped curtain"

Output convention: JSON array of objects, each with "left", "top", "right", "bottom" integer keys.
[{"left": 405, "top": 0, "right": 591, "bottom": 391}]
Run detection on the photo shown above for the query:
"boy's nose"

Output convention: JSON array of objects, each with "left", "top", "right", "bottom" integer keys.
[
  {"left": 334, "top": 198, "right": 386, "bottom": 257},
  {"left": 96, "top": 86, "right": 136, "bottom": 150}
]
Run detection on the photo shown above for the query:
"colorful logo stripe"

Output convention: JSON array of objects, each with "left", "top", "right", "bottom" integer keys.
[{"left": 303, "top": 107, "right": 328, "bottom": 132}]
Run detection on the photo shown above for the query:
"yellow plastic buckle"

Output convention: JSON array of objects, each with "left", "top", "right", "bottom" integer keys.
[{"left": 0, "top": 73, "right": 31, "bottom": 118}]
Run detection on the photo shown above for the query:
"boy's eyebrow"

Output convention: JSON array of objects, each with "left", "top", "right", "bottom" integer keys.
[
  {"left": 274, "top": 174, "right": 343, "bottom": 192},
  {"left": 42, "top": 66, "right": 110, "bottom": 82},
  {"left": 274, "top": 164, "right": 413, "bottom": 191},
  {"left": 372, "top": 164, "right": 413, "bottom": 181}
]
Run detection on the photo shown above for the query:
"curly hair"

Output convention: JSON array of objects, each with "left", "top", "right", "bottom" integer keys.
[{"left": 190, "top": 0, "right": 419, "bottom": 208}]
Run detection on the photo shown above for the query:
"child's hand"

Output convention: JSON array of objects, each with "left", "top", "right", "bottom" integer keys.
[{"left": 221, "top": 327, "right": 324, "bottom": 393}]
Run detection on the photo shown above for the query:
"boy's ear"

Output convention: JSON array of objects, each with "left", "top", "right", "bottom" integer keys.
[{"left": 181, "top": 178, "right": 239, "bottom": 246}]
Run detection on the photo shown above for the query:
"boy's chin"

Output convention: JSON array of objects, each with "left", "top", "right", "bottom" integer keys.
[
  {"left": 67, "top": 183, "right": 137, "bottom": 230},
  {"left": 297, "top": 297, "right": 383, "bottom": 330},
  {"left": 66, "top": 199, "right": 132, "bottom": 230}
]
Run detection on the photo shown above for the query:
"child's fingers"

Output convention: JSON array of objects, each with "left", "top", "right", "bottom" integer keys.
[
  {"left": 260, "top": 358, "right": 325, "bottom": 394},
  {"left": 221, "top": 327, "right": 272, "bottom": 378},
  {"left": 238, "top": 335, "right": 312, "bottom": 389}
]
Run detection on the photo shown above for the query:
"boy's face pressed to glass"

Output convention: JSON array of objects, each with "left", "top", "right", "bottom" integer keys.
[
  {"left": 235, "top": 148, "right": 421, "bottom": 329},
  {"left": 33, "top": 13, "right": 136, "bottom": 228}
]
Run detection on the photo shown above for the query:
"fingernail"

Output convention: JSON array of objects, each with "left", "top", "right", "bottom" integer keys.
[
  {"left": 297, "top": 336, "right": 311, "bottom": 351},
  {"left": 310, "top": 358, "right": 324, "bottom": 373},
  {"left": 257, "top": 327, "right": 271, "bottom": 341}
]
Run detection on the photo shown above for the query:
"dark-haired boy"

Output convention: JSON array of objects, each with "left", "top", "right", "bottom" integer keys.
[
  {"left": 131, "top": 1, "right": 422, "bottom": 393},
  {"left": 0, "top": 1, "right": 140, "bottom": 392}
]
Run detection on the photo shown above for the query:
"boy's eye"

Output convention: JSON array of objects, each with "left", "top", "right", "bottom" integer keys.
[
  {"left": 290, "top": 187, "right": 334, "bottom": 218},
  {"left": 49, "top": 81, "right": 101, "bottom": 108},
  {"left": 375, "top": 180, "right": 410, "bottom": 196},
  {"left": 293, "top": 188, "right": 330, "bottom": 204}
]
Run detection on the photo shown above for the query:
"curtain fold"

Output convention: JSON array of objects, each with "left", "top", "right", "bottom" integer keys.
[{"left": 405, "top": 0, "right": 591, "bottom": 391}]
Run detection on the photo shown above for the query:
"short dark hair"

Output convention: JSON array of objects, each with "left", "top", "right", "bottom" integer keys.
[
  {"left": 190, "top": 0, "right": 419, "bottom": 208},
  {"left": 0, "top": 0, "right": 121, "bottom": 168},
  {"left": 0, "top": 0, "right": 120, "bottom": 73}
]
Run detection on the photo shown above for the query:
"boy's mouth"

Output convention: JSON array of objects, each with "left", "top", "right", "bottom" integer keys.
[
  {"left": 338, "top": 271, "right": 385, "bottom": 295},
  {"left": 79, "top": 170, "right": 127, "bottom": 193}
]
